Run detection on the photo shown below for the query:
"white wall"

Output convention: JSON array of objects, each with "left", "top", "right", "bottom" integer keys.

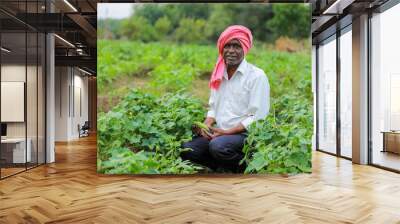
[
  {"left": 55, "top": 66, "right": 69, "bottom": 141},
  {"left": 1, "top": 64, "right": 46, "bottom": 164},
  {"left": 72, "top": 72, "right": 89, "bottom": 138},
  {"left": 1, "top": 65, "right": 25, "bottom": 81},
  {"left": 0, "top": 65, "right": 41, "bottom": 137},
  {"left": 1, "top": 65, "right": 26, "bottom": 165},
  {"left": 1, "top": 65, "right": 26, "bottom": 138},
  {"left": 55, "top": 67, "right": 89, "bottom": 141}
]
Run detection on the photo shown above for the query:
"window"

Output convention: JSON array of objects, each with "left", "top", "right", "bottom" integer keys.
[
  {"left": 317, "top": 36, "right": 337, "bottom": 154},
  {"left": 340, "top": 28, "right": 352, "bottom": 158},
  {"left": 370, "top": 3, "right": 400, "bottom": 171},
  {"left": 0, "top": 1, "right": 46, "bottom": 179}
]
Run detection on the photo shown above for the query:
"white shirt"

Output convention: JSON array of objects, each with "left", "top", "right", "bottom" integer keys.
[{"left": 207, "top": 58, "right": 270, "bottom": 131}]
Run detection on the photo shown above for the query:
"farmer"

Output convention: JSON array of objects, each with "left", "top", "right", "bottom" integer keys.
[{"left": 181, "top": 25, "right": 270, "bottom": 173}]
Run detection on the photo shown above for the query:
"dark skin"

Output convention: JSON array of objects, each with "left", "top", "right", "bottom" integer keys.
[{"left": 199, "top": 39, "right": 247, "bottom": 140}]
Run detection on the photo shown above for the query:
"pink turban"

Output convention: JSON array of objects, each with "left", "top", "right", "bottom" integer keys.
[{"left": 209, "top": 25, "right": 253, "bottom": 90}]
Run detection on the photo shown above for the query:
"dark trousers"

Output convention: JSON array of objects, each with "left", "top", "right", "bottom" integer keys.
[{"left": 180, "top": 133, "right": 247, "bottom": 172}]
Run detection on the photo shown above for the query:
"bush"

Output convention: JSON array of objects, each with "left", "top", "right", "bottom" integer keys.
[
  {"left": 97, "top": 89, "right": 206, "bottom": 174},
  {"left": 266, "top": 4, "right": 310, "bottom": 40},
  {"left": 242, "top": 95, "right": 312, "bottom": 174},
  {"left": 120, "top": 16, "right": 157, "bottom": 42},
  {"left": 175, "top": 18, "right": 208, "bottom": 43},
  {"left": 154, "top": 17, "right": 172, "bottom": 40},
  {"left": 274, "top": 36, "right": 304, "bottom": 52}
]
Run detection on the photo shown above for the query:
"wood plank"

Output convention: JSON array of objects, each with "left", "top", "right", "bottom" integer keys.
[{"left": 0, "top": 135, "right": 400, "bottom": 223}]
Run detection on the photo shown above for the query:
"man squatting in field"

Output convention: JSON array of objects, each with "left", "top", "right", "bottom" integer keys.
[{"left": 181, "top": 25, "right": 270, "bottom": 173}]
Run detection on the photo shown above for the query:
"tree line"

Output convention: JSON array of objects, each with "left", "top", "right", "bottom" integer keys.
[{"left": 98, "top": 3, "right": 310, "bottom": 44}]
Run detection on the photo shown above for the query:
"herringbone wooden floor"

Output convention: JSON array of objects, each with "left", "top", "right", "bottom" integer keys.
[{"left": 1, "top": 135, "right": 400, "bottom": 224}]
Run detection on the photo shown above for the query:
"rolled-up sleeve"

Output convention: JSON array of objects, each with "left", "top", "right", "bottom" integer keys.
[
  {"left": 241, "top": 74, "right": 270, "bottom": 130},
  {"left": 207, "top": 90, "right": 216, "bottom": 118}
]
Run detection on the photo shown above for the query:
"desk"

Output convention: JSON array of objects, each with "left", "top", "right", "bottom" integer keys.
[
  {"left": 381, "top": 131, "right": 400, "bottom": 154},
  {"left": 1, "top": 138, "right": 31, "bottom": 163}
]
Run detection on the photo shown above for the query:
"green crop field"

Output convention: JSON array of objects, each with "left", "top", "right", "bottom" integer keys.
[{"left": 97, "top": 40, "right": 313, "bottom": 174}]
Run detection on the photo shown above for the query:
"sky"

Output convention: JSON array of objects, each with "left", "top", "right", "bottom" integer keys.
[{"left": 97, "top": 3, "right": 134, "bottom": 19}]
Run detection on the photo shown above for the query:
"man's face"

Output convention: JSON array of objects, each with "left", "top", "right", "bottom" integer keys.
[{"left": 223, "top": 39, "right": 244, "bottom": 67}]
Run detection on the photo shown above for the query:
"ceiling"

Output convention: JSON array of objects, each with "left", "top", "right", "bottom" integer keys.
[
  {"left": 1, "top": 0, "right": 394, "bottom": 72},
  {"left": 310, "top": 0, "right": 390, "bottom": 43},
  {"left": 0, "top": 0, "right": 98, "bottom": 75}
]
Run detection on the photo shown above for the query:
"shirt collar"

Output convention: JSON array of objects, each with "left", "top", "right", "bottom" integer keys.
[
  {"left": 237, "top": 58, "right": 247, "bottom": 75},
  {"left": 223, "top": 58, "right": 247, "bottom": 80}
]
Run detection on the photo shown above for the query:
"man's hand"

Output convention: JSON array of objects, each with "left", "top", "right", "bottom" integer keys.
[
  {"left": 197, "top": 118, "right": 246, "bottom": 140},
  {"left": 204, "top": 117, "right": 215, "bottom": 129},
  {"left": 209, "top": 123, "right": 246, "bottom": 139},
  {"left": 200, "top": 117, "right": 215, "bottom": 140},
  {"left": 210, "top": 127, "right": 228, "bottom": 139},
  {"left": 200, "top": 129, "right": 213, "bottom": 140},
  {"left": 192, "top": 124, "right": 212, "bottom": 140}
]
